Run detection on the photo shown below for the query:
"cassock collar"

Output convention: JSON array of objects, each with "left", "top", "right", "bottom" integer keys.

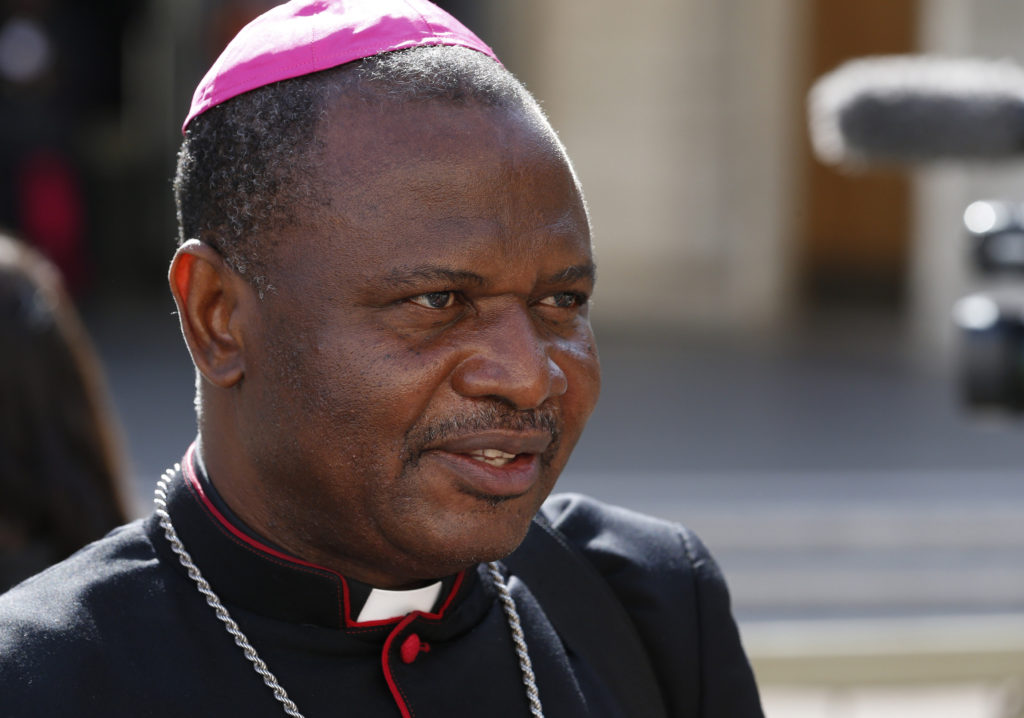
[{"left": 146, "top": 443, "right": 472, "bottom": 631}]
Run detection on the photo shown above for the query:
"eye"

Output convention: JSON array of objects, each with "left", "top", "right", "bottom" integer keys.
[
  {"left": 408, "top": 291, "right": 457, "bottom": 309},
  {"left": 538, "top": 292, "right": 587, "bottom": 309}
]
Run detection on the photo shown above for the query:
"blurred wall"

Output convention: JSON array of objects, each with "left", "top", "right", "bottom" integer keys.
[{"left": 502, "top": 0, "right": 805, "bottom": 332}]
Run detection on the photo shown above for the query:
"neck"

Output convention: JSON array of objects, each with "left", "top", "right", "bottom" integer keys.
[{"left": 192, "top": 438, "right": 438, "bottom": 590}]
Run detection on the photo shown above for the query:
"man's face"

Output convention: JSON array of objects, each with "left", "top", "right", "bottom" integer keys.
[{"left": 233, "top": 98, "right": 599, "bottom": 588}]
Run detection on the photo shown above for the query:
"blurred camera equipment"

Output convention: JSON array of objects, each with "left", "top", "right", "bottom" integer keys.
[
  {"left": 809, "top": 55, "right": 1024, "bottom": 412},
  {"left": 808, "top": 55, "right": 1024, "bottom": 166},
  {"left": 953, "top": 201, "right": 1024, "bottom": 410}
]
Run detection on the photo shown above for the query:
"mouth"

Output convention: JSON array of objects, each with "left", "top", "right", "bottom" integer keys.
[
  {"left": 421, "top": 430, "right": 554, "bottom": 498},
  {"left": 428, "top": 429, "right": 552, "bottom": 457}
]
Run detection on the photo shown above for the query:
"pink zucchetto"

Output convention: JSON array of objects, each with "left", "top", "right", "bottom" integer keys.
[{"left": 183, "top": 0, "right": 498, "bottom": 133}]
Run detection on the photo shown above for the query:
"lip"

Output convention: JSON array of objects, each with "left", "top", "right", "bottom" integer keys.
[
  {"left": 423, "top": 430, "right": 552, "bottom": 498},
  {"left": 428, "top": 430, "right": 552, "bottom": 456}
]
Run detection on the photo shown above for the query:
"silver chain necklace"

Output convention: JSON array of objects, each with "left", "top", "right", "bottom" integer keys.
[{"left": 154, "top": 465, "right": 544, "bottom": 718}]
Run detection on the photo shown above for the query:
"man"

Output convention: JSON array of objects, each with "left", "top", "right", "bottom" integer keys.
[{"left": 0, "top": 2, "right": 764, "bottom": 716}]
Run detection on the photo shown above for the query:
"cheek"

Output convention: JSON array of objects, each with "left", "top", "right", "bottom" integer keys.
[
  {"left": 555, "top": 333, "right": 601, "bottom": 430},
  {"left": 303, "top": 335, "right": 456, "bottom": 439}
]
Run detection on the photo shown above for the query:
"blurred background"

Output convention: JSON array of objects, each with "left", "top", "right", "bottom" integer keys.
[{"left": 2, "top": 0, "right": 1022, "bottom": 715}]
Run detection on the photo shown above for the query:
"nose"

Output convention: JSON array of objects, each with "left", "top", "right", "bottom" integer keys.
[{"left": 451, "top": 305, "right": 568, "bottom": 410}]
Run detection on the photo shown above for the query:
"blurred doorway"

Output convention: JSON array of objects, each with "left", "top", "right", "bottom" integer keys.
[{"left": 798, "top": 0, "right": 919, "bottom": 312}]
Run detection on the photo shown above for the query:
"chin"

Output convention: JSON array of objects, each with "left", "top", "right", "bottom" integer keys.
[{"left": 415, "top": 503, "right": 538, "bottom": 578}]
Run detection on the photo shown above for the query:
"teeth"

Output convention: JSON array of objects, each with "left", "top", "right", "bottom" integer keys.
[
  {"left": 479, "top": 448, "right": 516, "bottom": 459},
  {"left": 468, "top": 448, "right": 518, "bottom": 466}
]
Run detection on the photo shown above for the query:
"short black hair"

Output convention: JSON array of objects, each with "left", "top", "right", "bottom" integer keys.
[{"left": 173, "top": 45, "right": 541, "bottom": 296}]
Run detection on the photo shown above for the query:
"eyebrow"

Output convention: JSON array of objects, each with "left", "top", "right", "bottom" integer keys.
[
  {"left": 543, "top": 263, "right": 597, "bottom": 285},
  {"left": 380, "top": 266, "right": 486, "bottom": 290},
  {"left": 379, "top": 262, "right": 596, "bottom": 290}
]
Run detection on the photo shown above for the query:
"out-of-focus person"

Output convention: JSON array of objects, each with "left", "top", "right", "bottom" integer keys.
[{"left": 0, "top": 232, "right": 131, "bottom": 591}]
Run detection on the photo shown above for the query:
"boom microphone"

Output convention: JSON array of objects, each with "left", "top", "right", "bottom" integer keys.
[{"left": 808, "top": 55, "right": 1024, "bottom": 166}]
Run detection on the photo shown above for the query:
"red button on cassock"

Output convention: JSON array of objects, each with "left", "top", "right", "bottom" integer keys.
[{"left": 400, "top": 633, "right": 424, "bottom": 664}]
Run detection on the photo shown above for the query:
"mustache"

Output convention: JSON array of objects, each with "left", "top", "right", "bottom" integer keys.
[{"left": 404, "top": 405, "right": 562, "bottom": 460}]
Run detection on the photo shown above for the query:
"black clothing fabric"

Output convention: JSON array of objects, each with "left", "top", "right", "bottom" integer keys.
[{"left": 0, "top": 456, "right": 763, "bottom": 717}]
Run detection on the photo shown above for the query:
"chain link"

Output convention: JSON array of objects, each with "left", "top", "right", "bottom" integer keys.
[{"left": 487, "top": 562, "right": 545, "bottom": 717}]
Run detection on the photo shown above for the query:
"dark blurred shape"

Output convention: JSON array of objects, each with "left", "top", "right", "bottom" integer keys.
[
  {"left": 205, "top": 0, "right": 281, "bottom": 58},
  {"left": 0, "top": 233, "right": 131, "bottom": 591},
  {"left": 962, "top": 200, "right": 1024, "bottom": 275},
  {"left": 953, "top": 201, "right": 1024, "bottom": 413},
  {"left": 0, "top": 0, "right": 138, "bottom": 295},
  {"left": 809, "top": 55, "right": 1024, "bottom": 167},
  {"left": 954, "top": 291, "right": 1024, "bottom": 411},
  {"left": 431, "top": 1, "right": 488, "bottom": 36}
]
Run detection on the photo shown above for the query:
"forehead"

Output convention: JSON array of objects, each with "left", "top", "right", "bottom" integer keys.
[{"left": 273, "top": 99, "right": 590, "bottom": 279}]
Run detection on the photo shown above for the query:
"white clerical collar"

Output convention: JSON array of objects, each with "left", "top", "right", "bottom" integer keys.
[{"left": 356, "top": 581, "right": 443, "bottom": 622}]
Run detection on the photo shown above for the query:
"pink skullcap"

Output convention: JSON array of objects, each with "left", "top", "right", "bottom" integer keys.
[{"left": 183, "top": 0, "right": 498, "bottom": 133}]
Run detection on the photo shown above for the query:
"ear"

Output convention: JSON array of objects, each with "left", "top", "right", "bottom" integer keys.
[{"left": 169, "top": 240, "right": 250, "bottom": 388}]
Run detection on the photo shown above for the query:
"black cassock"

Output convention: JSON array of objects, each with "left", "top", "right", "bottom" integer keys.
[{"left": 0, "top": 449, "right": 763, "bottom": 717}]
